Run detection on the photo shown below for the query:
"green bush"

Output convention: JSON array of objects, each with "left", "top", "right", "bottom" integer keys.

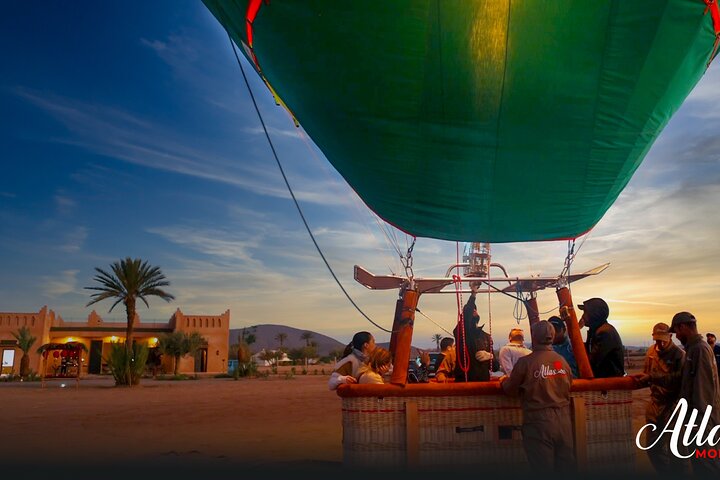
[
  {"left": 105, "top": 343, "right": 149, "bottom": 386},
  {"left": 284, "top": 371, "right": 295, "bottom": 380}
]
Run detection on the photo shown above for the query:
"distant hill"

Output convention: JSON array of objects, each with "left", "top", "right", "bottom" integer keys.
[{"left": 229, "top": 324, "right": 345, "bottom": 357}]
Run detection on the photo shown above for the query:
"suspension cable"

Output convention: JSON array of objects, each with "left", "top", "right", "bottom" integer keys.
[
  {"left": 227, "top": 33, "right": 392, "bottom": 333},
  {"left": 415, "top": 307, "right": 454, "bottom": 336}
]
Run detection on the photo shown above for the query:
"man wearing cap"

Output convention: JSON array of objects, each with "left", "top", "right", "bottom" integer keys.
[
  {"left": 635, "top": 323, "right": 686, "bottom": 474},
  {"left": 670, "top": 312, "right": 720, "bottom": 475},
  {"left": 549, "top": 316, "right": 579, "bottom": 378},
  {"left": 498, "top": 328, "right": 532, "bottom": 376},
  {"left": 578, "top": 297, "right": 625, "bottom": 378},
  {"left": 500, "top": 321, "right": 575, "bottom": 472}
]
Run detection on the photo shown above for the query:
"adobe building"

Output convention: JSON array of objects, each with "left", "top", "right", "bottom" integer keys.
[{"left": 0, "top": 306, "right": 229, "bottom": 376}]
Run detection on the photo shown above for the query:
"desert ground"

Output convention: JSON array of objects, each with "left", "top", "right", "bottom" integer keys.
[{"left": 2, "top": 367, "right": 653, "bottom": 475}]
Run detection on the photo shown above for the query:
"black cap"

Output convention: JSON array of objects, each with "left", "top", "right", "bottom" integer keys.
[
  {"left": 577, "top": 298, "right": 609, "bottom": 325},
  {"left": 669, "top": 311, "right": 696, "bottom": 333}
]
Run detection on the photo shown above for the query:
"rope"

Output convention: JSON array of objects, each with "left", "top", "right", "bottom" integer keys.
[
  {"left": 415, "top": 308, "right": 454, "bottom": 336},
  {"left": 453, "top": 274, "right": 469, "bottom": 382},
  {"left": 226, "top": 33, "right": 392, "bottom": 334},
  {"left": 486, "top": 279, "right": 493, "bottom": 375},
  {"left": 295, "top": 128, "right": 400, "bottom": 274}
]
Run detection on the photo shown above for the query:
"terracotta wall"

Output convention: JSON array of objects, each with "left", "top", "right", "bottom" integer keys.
[
  {"left": 0, "top": 307, "right": 231, "bottom": 376},
  {"left": 0, "top": 306, "right": 54, "bottom": 374}
]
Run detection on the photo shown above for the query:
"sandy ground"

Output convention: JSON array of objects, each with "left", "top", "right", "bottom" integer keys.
[
  {"left": 2, "top": 370, "right": 654, "bottom": 475},
  {"left": 2, "top": 373, "right": 342, "bottom": 469}
]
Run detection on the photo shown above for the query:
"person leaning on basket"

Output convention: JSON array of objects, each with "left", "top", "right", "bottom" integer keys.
[
  {"left": 670, "top": 312, "right": 720, "bottom": 475},
  {"left": 500, "top": 321, "right": 575, "bottom": 473},
  {"left": 634, "top": 322, "right": 687, "bottom": 475},
  {"left": 328, "top": 331, "right": 376, "bottom": 390}
]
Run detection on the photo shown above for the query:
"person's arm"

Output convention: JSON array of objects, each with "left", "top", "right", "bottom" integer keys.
[
  {"left": 328, "top": 361, "right": 356, "bottom": 390},
  {"left": 649, "top": 352, "right": 684, "bottom": 390},
  {"left": 690, "top": 347, "right": 717, "bottom": 410},
  {"left": 501, "top": 357, "right": 526, "bottom": 396},
  {"left": 588, "top": 329, "right": 612, "bottom": 370},
  {"left": 643, "top": 352, "right": 651, "bottom": 375}
]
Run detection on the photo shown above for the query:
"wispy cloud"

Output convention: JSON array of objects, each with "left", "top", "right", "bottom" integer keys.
[
  {"left": 42, "top": 269, "right": 79, "bottom": 298},
  {"left": 0, "top": 191, "right": 17, "bottom": 198},
  {"left": 54, "top": 192, "right": 76, "bottom": 215},
  {"left": 14, "top": 88, "right": 352, "bottom": 206},
  {"left": 58, "top": 226, "right": 88, "bottom": 253}
]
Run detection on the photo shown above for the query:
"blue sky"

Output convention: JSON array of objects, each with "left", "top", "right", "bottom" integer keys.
[{"left": 2, "top": 2, "right": 719, "bottom": 347}]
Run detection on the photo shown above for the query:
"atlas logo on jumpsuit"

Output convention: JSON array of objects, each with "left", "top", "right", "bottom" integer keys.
[{"left": 534, "top": 361, "right": 567, "bottom": 379}]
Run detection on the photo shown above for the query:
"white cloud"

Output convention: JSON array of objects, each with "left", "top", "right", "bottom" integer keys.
[{"left": 42, "top": 270, "right": 79, "bottom": 298}]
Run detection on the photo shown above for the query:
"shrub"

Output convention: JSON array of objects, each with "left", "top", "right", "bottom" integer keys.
[
  {"left": 301, "top": 368, "right": 308, "bottom": 375},
  {"left": 105, "top": 343, "right": 149, "bottom": 386},
  {"left": 284, "top": 371, "right": 295, "bottom": 380}
]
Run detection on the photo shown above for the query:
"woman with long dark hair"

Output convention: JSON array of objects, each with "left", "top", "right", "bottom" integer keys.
[{"left": 328, "top": 331, "right": 376, "bottom": 390}]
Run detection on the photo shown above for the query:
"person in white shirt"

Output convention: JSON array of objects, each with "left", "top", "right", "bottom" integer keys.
[
  {"left": 498, "top": 327, "right": 532, "bottom": 375},
  {"left": 328, "top": 331, "right": 376, "bottom": 390}
]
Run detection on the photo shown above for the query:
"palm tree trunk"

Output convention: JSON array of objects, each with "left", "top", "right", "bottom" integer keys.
[
  {"left": 20, "top": 354, "right": 30, "bottom": 378},
  {"left": 125, "top": 298, "right": 136, "bottom": 386},
  {"left": 125, "top": 298, "right": 136, "bottom": 353},
  {"left": 174, "top": 355, "right": 180, "bottom": 375}
]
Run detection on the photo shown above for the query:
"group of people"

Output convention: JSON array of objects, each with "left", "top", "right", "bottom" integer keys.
[
  {"left": 328, "top": 293, "right": 720, "bottom": 475},
  {"left": 636, "top": 313, "right": 720, "bottom": 475}
]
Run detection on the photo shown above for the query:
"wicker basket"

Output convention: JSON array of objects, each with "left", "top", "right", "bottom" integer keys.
[{"left": 340, "top": 381, "right": 635, "bottom": 471}]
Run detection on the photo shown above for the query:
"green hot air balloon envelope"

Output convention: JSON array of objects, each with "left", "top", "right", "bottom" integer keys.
[{"left": 203, "top": 0, "right": 720, "bottom": 243}]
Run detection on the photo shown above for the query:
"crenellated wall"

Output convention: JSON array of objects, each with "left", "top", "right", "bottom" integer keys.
[
  {"left": 0, "top": 306, "right": 230, "bottom": 376},
  {"left": 171, "top": 309, "right": 230, "bottom": 374}
]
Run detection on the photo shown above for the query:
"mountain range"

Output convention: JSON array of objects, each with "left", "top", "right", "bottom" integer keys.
[
  {"left": 229, "top": 324, "right": 431, "bottom": 358},
  {"left": 229, "top": 324, "right": 346, "bottom": 357}
]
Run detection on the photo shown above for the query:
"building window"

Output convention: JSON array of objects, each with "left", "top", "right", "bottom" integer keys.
[
  {"left": 212, "top": 318, "right": 215, "bottom": 328},
  {"left": 218, "top": 319, "right": 222, "bottom": 328},
  {"left": 186, "top": 319, "right": 189, "bottom": 327},
  {"left": 32, "top": 317, "right": 35, "bottom": 327},
  {"left": 193, "top": 319, "right": 196, "bottom": 327},
  {"left": 205, "top": 318, "right": 208, "bottom": 328}
]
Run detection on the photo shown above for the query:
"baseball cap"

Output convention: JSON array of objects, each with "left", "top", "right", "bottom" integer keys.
[
  {"left": 531, "top": 321, "right": 555, "bottom": 345},
  {"left": 669, "top": 312, "right": 696, "bottom": 333},
  {"left": 652, "top": 322, "right": 671, "bottom": 341}
]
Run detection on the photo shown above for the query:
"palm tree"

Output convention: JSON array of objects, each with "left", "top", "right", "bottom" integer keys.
[
  {"left": 275, "top": 332, "right": 288, "bottom": 350},
  {"left": 85, "top": 257, "right": 174, "bottom": 354},
  {"left": 300, "top": 331, "right": 314, "bottom": 347},
  {"left": 432, "top": 333, "right": 443, "bottom": 351},
  {"left": 158, "top": 331, "right": 206, "bottom": 375},
  {"left": 11, "top": 326, "right": 37, "bottom": 378}
]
